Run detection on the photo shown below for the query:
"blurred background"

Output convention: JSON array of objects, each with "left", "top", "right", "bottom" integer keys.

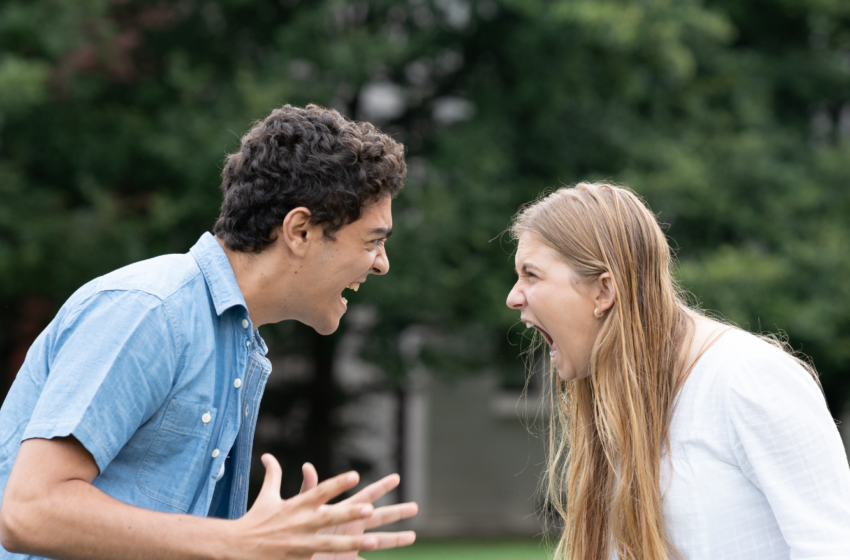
[{"left": 1, "top": 0, "right": 849, "bottom": 557}]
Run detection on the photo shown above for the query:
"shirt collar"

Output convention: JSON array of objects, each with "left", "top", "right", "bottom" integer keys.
[{"left": 189, "top": 232, "right": 247, "bottom": 317}]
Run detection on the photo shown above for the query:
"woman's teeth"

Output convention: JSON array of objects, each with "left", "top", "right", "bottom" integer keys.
[{"left": 525, "top": 322, "right": 533, "bottom": 329}]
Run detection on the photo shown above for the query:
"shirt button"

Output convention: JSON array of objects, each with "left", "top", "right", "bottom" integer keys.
[
  {"left": 211, "top": 449, "right": 220, "bottom": 458},
  {"left": 202, "top": 412, "right": 211, "bottom": 424},
  {"left": 234, "top": 378, "right": 242, "bottom": 389},
  {"left": 242, "top": 319, "right": 249, "bottom": 329},
  {"left": 246, "top": 340, "right": 250, "bottom": 348}
]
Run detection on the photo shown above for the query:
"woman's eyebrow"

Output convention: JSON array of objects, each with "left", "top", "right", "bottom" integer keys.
[{"left": 516, "top": 262, "right": 537, "bottom": 275}]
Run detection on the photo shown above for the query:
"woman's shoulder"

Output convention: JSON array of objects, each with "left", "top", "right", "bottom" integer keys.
[{"left": 695, "top": 328, "right": 824, "bottom": 414}]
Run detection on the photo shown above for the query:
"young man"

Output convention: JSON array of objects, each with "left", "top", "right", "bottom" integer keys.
[{"left": 0, "top": 105, "right": 417, "bottom": 560}]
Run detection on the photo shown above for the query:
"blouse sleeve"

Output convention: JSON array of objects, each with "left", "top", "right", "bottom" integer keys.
[{"left": 726, "top": 345, "right": 850, "bottom": 559}]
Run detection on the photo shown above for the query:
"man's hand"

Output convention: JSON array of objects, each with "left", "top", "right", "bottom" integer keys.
[
  {"left": 0, "top": 438, "right": 416, "bottom": 560},
  {"left": 227, "top": 455, "right": 416, "bottom": 559},
  {"left": 298, "top": 463, "right": 418, "bottom": 560}
]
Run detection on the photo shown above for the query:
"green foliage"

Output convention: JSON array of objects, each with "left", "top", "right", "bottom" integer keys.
[{"left": 1, "top": 0, "right": 849, "bottom": 420}]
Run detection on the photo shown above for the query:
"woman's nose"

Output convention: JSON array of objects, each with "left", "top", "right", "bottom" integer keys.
[{"left": 506, "top": 284, "right": 525, "bottom": 309}]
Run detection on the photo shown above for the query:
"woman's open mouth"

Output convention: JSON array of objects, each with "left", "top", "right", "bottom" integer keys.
[
  {"left": 525, "top": 321, "right": 554, "bottom": 346},
  {"left": 526, "top": 321, "right": 558, "bottom": 359}
]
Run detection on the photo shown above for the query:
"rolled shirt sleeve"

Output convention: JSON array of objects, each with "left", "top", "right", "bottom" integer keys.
[
  {"left": 23, "top": 289, "right": 179, "bottom": 473},
  {"left": 727, "top": 348, "right": 850, "bottom": 558}
]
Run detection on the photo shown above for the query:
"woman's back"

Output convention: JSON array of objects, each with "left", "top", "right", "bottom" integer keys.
[{"left": 663, "top": 329, "right": 850, "bottom": 559}]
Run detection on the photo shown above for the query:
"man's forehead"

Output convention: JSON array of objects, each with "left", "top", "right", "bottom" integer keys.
[{"left": 358, "top": 197, "right": 393, "bottom": 230}]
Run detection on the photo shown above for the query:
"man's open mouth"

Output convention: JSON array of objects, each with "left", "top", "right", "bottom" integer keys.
[{"left": 340, "top": 282, "right": 361, "bottom": 306}]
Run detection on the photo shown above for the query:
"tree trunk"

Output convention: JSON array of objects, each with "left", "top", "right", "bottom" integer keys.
[
  {"left": 306, "top": 329, "right": 338, "bottom": 480},
  {"left": 5, "top": 295, "right": 51, "bottom": 396},
  {"left": 395, "top": 386, "right": 406, "bottom": 503}
]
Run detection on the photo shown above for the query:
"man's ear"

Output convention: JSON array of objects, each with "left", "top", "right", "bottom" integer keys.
[
  {"left": 281, "top": 207, "right": 321, "bottom": 257},
  {"left": 595, "top": 272, "right": 616, "bottom": 313}
]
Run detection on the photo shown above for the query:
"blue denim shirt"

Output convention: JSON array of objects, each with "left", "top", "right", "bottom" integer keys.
[{"left": 0, "top": 232, "right": 272, "bottom": 558}]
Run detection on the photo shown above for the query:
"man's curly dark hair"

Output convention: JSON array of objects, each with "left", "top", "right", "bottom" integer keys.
[{"left": 213, "top": 104, "right": 406, "bottom": 252}]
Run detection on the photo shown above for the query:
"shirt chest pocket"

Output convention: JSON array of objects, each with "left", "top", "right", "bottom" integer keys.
[{"left": 137, "top": 399, "right": 217, "bottom": 512}]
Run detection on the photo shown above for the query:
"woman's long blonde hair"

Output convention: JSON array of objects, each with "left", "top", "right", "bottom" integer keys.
[
  {"left": 513, "top": 183, "right": 819, "bottom": 560},
  {"left": 512, "top": 183, "right": 689, "bottom": 560}
]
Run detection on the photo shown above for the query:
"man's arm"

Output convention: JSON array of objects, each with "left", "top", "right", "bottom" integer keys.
[{"left": 0, "top": 437, "right": 414, "bottom": 560}]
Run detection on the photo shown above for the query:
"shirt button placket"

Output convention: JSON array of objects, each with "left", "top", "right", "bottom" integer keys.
[{"left": 235, "top": 317, "right": 253, "bottom": 514}]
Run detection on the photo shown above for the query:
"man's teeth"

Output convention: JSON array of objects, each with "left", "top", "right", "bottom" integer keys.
[
  {"left": 346, "top": 283, "right": 360, "bottom": 291},
  {"left": 525, "top": 322, "right": 533, "bottom": 329},
  {"left": 341, "top": 297, "right": 348, "bottom": 305}
]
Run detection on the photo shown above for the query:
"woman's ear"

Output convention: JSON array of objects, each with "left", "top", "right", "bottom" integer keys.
[
  {"left": 281, "top": 207, "right": 318, "bottom": 257},
  {"left": 595, "top": 272, "right": 616, "bottom": 313}
]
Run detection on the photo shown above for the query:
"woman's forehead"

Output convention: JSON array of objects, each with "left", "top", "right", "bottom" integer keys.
[
  {"left": 516, "top": 233, "right": 559, "bottom": 264},
  {"left": 515, "top": 232, "right": 581, "bottom": 279}
]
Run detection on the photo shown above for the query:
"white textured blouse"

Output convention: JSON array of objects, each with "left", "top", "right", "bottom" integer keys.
[{"left": 659, "top": 329, "right": 850, "bottom": 559}]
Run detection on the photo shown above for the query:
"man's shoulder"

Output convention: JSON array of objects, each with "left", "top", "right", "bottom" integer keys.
[
  {"left": 96, "top": 253, "right": 204, "bottom": 302},
  {"left": 45, "top": 252, "right": 209, "bottom": 360}
]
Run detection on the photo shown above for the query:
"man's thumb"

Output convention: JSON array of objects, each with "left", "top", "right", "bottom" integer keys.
[{"left": 258, "top": 453, "right": 283, "bottom": 501}]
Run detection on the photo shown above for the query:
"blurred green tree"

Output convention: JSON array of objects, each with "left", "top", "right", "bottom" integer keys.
[{"left": 1, "top": 0, "right": 848, "bottom": 499}]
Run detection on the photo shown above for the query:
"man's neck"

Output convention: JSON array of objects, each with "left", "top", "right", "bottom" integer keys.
[{"left": 215, "top": 236, "right": 295, "bottom": 327}]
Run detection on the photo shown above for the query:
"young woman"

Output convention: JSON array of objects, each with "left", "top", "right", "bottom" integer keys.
[{"left": 506, "top": 183, "right": 850, "bottom": 560}]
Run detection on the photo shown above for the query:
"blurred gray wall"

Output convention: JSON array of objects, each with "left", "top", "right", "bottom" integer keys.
[{"left": 402, "top": 371, "right": 546, "bottom": 536}]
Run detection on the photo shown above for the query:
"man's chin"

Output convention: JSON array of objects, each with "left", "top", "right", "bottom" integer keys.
[{"left": 309, "top": 317, "right": 340, "bottom": 336}]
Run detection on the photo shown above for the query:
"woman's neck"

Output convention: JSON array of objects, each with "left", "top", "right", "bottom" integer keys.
[{"left": 675, "top": 310, "right": 730, "bottom": 388}]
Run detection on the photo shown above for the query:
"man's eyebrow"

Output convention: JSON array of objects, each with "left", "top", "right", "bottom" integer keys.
[{"left": 368, "top": 227, "right": 392, "bottom": 238}]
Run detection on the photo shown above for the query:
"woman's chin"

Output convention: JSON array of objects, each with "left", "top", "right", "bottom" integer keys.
[
  {"left": 556, "top": 366, "right": 575, "bottom": 381},
  {"left": 551, "top": 353, "right": 573, "bottom": 380},
  {"left": 553, "top": 356, "right": 587, "bottom": 381}
]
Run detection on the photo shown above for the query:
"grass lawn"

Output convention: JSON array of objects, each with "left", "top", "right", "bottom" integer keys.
[{"left": 361, "top": 539, "right": 552, "bottom": 560}]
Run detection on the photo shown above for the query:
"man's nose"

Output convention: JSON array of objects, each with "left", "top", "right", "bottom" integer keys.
[
  {"left": 506, "top": 284, "right": 525, "bottom": 309},
  {"left": 371, "top": 247, "right": 389, "bottom": 275}
]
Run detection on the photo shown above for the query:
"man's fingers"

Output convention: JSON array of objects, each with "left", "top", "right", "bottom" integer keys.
[
  {"left": 301, "top": 503, "right": 375, "bottom": 532},
  {"left": 343, "top": 473, "right": 400, "bottom": 505},
  {"left": 288, "top": 534, "right": 380, "bottom": 554},
  {"left": 362, "top": 502, "right": 419, "bottom": 530},
  {"left": 359, "top": 531, "right": 417, "bottom": 550},
  {"left": 257, "top": 454, "right": 283, "bottom": 502},
  {"left": 299, "top": 462, "right": 319, "bottom": 494},
  {"left": 296, "top": 471, "right": 360, "bottom": 508},
  {"left": 289, "top": 531, "right": 415, "bottom": 554}
]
